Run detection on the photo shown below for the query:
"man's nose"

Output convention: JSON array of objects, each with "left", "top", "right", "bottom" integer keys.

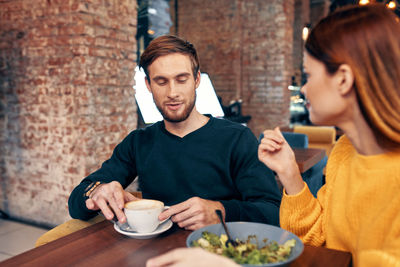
[{"left": 167, "top": 82, "right": 179, "bottom": 98}]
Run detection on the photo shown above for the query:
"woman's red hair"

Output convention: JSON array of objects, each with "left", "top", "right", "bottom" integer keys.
[{"left": 306, "top": 4, "right": 400, "bottom": 149}]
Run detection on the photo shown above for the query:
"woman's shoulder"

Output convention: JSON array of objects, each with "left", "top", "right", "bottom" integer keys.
[
  {"left": 329, "top": 135, "right": 354, "bottom": 159},
  {"left": 324, "top": 135, "right": 353, "bottom": 179}
]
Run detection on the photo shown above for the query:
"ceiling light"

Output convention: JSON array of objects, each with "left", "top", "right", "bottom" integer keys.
[{"left": 359, "top": 0, "right": 370, "bottom": 5}]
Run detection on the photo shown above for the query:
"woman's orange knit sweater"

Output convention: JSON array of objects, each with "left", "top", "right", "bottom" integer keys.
[{"left": 280, "top": 136, "right": 400, "bottom": 266}]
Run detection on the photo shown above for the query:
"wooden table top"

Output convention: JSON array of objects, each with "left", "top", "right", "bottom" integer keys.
[
  {"left": 3, "top": 220, "right": 352, "bottom": 267},
  {"left": 293, "top": 148, "right": 326, "bottom": 173}
]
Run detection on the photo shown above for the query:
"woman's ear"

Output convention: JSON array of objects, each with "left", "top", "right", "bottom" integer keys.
[{"left": 336, "top": 64, "right": 354, "bottom": 95}]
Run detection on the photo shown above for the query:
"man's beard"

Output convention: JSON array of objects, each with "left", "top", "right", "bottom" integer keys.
[{"left": 154, "top": 94, "right": 196, "bottom": 123}]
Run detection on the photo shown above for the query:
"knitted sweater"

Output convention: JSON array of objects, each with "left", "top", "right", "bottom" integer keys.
[
  {"left": 69, "top": 117, "right": 281, "bottom": 225},
  {"left": 280, "top": 135, "right": 400, "bottom": 266}
]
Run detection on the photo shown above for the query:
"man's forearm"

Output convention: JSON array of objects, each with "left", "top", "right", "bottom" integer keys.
[{"left": 68, "top": 181, "right": 98, "bottom": 220}]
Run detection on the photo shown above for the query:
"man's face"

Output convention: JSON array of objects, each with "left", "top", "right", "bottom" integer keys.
[{"left": 145, "top": 53, "right": 200, "bottom": 123}]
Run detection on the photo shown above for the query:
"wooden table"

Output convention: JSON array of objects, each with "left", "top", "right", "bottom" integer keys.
[
  {"left": 2, "top": 220, "right": 352, "bottom": 267},
  {"left": 293, "top": 148, "right": 326, "bottom": 173}
]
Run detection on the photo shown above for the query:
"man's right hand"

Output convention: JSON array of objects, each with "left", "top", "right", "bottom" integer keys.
[{"left": 85, "top": 181, "right": 138, "bottom": 224}]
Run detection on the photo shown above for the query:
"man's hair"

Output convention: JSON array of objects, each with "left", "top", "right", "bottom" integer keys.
[
  {"left": 138, "top": 35, "right": 200, "bottom": 82},
  {"left": 305, "top": 4, "right": 400, "bottom": 149}
]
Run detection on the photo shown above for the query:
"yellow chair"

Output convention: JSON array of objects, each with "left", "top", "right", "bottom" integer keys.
[
  {"left": 293, "top": 125, "right": 336, "bottom": 157},
  {"left": 35, "top": 191, "right": 142, "bottom": 247},
  {"left": 35, "top": 214, "right": 105, "bottom": 247}
]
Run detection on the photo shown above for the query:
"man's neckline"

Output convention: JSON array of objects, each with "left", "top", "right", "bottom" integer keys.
[{"left": 160, "top": 115, "right": 213, "bottom": 139}]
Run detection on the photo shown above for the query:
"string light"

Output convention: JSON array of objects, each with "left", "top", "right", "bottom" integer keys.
[
  {"left": 302, "top": 24, "right": 311, "bottom": 41},
  {"left": 387, "top": 1, "right": 396, "bottom": 9},
  {"left": 357, "top": 0, "right": 399, "bottom": 15},
  {"left": 302, "top": 27, "right": 309, "bottom": 41}
]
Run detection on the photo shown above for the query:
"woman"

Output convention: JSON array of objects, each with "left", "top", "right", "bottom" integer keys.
[
  {"left": 147, "top": 4, "right": 400, "bottom": 266},
  {"left": 258, "top": 4, "right": 400, "bottom": 266}
]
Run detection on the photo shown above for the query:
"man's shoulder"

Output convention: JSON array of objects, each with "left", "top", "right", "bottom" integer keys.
[
  {"left": 125, "top": 121, "right": 162, "bottom": 140},
  {"left": 137, "top": 121, "right": 162, "bottom": 133},
  {"left": 208, "top": 117, "right": 257, "bottom": 143},
  {"left": 210, "top": 117, "right": 248, "bottom": 132}
]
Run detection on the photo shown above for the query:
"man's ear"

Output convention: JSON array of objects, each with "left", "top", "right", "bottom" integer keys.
[
  {"left": 336, "top": 64, "right": 354, "bottom": 96},
  {"left": 195, "top": 71, "right": 201, "bottom": 89},
  {"left": 145, "top": 77, "right": 152, "bottom": 93}
]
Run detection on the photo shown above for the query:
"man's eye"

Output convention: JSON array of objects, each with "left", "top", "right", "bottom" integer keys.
[
  {"left": 156, "top": 80, "right": 167, "bottom": 85},
  {"left": 177, "top": 78, "right": 187, "bottom": 83}
]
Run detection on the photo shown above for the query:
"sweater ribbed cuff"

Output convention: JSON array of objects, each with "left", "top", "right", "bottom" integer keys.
[
  {"left": 220, "top": 200, "right": 240, "bottom": 222},
  {"left": 280, "top": 182, "right": 316, "bottom": 226},
  {"left": 282, "top": 182, "right": 314, "bottom": 208}
]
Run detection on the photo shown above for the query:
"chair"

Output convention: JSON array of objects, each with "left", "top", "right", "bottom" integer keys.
[
  {"left": 282, "top": 132, "right": 308, "bottom": 148},
  {"left": 281, "top": 132, "right": 326, "bottom": 197},
  {"left": 293, "top": 125, "right": 336, "bottom": 157}
]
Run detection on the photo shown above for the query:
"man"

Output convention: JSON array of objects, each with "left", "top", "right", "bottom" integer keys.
[{"left": 68, "top": 35, "right": 281, "bottom": 230}]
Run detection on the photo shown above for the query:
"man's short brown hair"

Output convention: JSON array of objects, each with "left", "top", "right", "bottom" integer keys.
[{"left": 139, "top": 35, "right": 200, "bottom": 82}]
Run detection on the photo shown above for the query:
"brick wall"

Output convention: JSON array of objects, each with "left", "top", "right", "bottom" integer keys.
[
  {"left": 0, "top": 0, "right": 137, "bottom": 226},
  {"left": 293, "top": 0, "right": 310, "bottom": 86},
  {"left": 175, "top": 0, "right": 295, "bottom": 136}
]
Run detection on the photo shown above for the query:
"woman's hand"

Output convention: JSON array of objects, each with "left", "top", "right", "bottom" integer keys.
[
  {"left": 258, "top": 127, "right": 305, "bottom": 195},
  {"left": 146, "top": 248, "right": 239, "bottom": 267}
]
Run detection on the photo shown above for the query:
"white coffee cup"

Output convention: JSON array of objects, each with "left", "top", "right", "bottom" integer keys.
[{"left": 124, "top": 199, "right": 165, "bottom": 233}]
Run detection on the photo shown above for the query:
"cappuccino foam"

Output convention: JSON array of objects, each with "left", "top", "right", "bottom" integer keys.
[{"left": 125, "top": 199, "right": 163, "bottom": 210}]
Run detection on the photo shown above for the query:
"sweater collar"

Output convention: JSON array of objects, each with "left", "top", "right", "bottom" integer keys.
[{"left": 159, "top": 114, "right": 214, "bottom": 139}]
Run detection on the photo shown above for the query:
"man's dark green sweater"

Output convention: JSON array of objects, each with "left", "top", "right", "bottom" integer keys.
[{"left": 68, "top": 117, "right": 281, "bottom": 225}]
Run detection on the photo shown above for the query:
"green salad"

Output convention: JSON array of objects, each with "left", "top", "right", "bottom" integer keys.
[{"left": 191, "top": 231, "right": 296, "bottom": 265}]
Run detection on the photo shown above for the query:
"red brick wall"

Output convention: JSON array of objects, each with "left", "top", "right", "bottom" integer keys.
[
  {"left": 175, "top": 0, "right": 295, "bottom": 136},
  {"left": 176, "top": 0, "right": 242, "bottom": 105},
  {"left": 293, "top": 0, "right": 310, "bottom": 86},
  {"left": 0, "top": 0, "right": 137, "bottom": 226}
]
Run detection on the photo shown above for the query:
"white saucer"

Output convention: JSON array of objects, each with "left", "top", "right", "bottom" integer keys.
[{"left": 114, "top": 219, "right": 173, "bottom": 239}]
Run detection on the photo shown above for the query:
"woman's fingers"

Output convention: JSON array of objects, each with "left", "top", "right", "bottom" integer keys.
[
  {"left": 259, "top": 138, "right": 283, "bottom": 151},
  {"left": 273, "top": 126, "right": 285, "bottom": 139},
  {"left": 261, "top": 129, "right": 285, "bottom": 144}
]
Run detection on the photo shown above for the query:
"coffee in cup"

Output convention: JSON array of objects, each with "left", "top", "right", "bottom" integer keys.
[{"left": 124, "top": 199, "right": 164, "bottom": 233}]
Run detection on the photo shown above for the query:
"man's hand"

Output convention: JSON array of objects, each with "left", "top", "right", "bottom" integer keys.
[
  {"left": 146, "top": 247, "right": 239, "bottom": 267},
  {"left": 159, "top": 197, "right": 225, "bottom": 230},
  {"left": 85, "top": 181, "right": 138, "bottom": 223}
]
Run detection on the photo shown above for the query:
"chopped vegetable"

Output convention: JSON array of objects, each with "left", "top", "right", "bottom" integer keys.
[{"left": 191, "top": 231, "right": 296, "bottom": 265}]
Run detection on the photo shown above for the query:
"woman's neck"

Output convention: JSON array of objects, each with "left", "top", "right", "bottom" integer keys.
[{"left": 338, "top": 109, "right": 384, "bottom": 155}]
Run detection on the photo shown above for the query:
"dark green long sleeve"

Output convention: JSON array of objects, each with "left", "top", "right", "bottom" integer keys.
[{"left": 68, "top": 117, "right": 281, "bottom": 225}]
